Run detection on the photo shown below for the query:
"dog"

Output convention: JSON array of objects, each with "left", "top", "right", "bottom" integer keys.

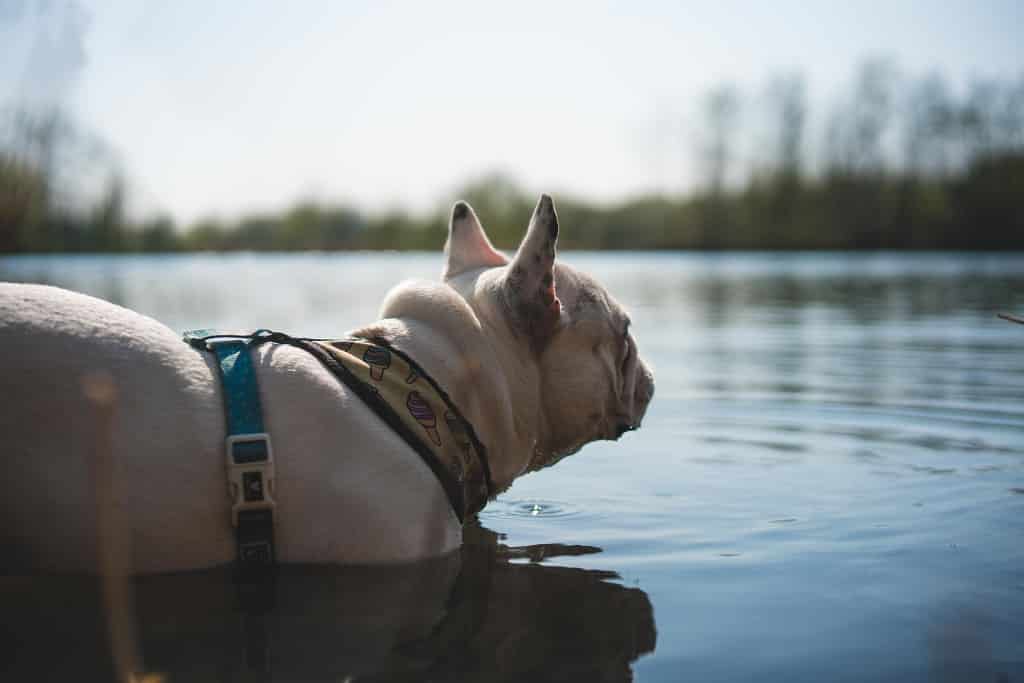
[{"left": 0, "top": 195, "right": 654, "bottom": 573}]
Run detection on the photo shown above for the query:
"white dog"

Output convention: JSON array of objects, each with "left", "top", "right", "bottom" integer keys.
[{"left": 0, "top": 195, "right": 653, "bottom": 574}]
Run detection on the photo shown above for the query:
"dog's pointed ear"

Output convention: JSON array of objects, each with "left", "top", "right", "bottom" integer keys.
[
  {"left": 443, "top": 201, "right": 508, "bottom": 280},
  {"left": 505, "top": 194, "right": 561, "bottom": 341}
]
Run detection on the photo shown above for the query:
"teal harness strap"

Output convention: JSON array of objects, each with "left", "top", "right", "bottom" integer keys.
[
  {"left": 185, "top": 328, "right": 281, "bottom": 676},
  {"left": 184, "top": 329, "right": 277, "bottom": 570},
  {"left": 215, "top": 340, "right": 265, "bottom": 436}
]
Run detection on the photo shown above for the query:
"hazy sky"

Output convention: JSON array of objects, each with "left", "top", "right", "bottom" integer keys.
[{"left": 2, "top": 0, "right": 1022, "bottom": 223}]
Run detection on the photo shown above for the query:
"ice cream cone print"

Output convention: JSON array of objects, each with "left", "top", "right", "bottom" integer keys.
[
  {"left": 363, "top": 345, "right": 391, "bottom": 381},
  {"left": 407, "top": 391, "right": 441, "bottom": 446},
  {"left": 405, "top": 368, "right": 419, "bottom": 384}
]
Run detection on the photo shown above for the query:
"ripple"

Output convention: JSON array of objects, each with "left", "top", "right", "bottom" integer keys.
[
  {"left": 907, "top": 464, "right": 957, "bottom": 475},
  {"left": 701, "top": 435, "right": 807, "bottom": 453},
  {"left": 483, "top": 499, "right": 582, "bottom": 520}
]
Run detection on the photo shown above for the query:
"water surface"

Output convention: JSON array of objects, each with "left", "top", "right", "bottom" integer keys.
[{"left": 2, "top": 252, "right": 1023, "bottom": 681}]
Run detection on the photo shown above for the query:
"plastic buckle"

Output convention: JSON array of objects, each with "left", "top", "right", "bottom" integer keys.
[{"left": 226, "top": 433, "right": 276, "bottom": 526}]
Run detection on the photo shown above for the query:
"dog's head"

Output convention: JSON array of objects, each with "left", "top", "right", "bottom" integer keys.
[{"left": 443, "top": 195, "right": 654, "bottom": 470}]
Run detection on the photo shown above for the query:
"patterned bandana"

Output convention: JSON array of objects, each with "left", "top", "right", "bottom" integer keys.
[{"left": 302, "top": 338, "right": 493, "bottom": 521}]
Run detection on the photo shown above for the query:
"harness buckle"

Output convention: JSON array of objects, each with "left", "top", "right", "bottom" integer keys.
[{"left": 225, "top": 433, "right": 276, "bottom": 526}]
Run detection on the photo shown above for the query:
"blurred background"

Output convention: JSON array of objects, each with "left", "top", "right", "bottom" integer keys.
[
  {"left": 4, "top": 4, "right": 1024, "bottom": 680},
  {"left": 1, "top": 0, "right": 1021, "bottom": 253}
]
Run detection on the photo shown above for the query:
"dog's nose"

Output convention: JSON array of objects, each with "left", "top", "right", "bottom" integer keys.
[{"left": 615, "top": 422, "right": 633, "bottom": 439}]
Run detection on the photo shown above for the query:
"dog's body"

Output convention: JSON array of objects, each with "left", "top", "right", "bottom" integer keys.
[{"left": 1, "top": 196, "right": 653, "bottom": 574}]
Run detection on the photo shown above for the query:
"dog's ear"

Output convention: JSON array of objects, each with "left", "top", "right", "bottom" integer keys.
[
  {"left": 504, "top": 194, "right": 561, "bottom": 342},
  {"left": 443, "top": 201, "right": 508, "bottom": 280}
]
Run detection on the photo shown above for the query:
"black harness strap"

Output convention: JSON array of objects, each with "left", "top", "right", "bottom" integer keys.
[
  {"left": 269, "top": 334, "right": 497, "bottom": 522},
  {"left": 185, "top": 328, "right": 494, "bottom": 533}
]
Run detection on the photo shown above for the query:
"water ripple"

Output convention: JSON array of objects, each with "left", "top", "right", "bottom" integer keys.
[{"left": 482, "top": 499, "right": 583, "bottom": 520}]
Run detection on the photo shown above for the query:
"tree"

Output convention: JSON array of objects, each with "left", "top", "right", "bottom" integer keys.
[
  {"left": 0, "top": 152, "right": 47, "bottom": 252},
  {"left": 700, "top": 86, "right": 740, "bottom": 196},
  {"left": 137, "top": 216, "right": 179, "bottom": 252},
  {"left": 88, "top": 175, "right": 126, "bottom": 252},
  {"left": 761, "top": 74, "right": 807, "bottom": 240},
  {"left": 825, "top": 60, "right": 898, "bottom": 175},
  {"left": 697, "top": 86, "right": 740, "bottom": 247},
  {"left": 902, "top": 73, "right": 955, "bottom": 177},
  {"left": 765, "top": 74, "right": 806, "bottom": 182}
]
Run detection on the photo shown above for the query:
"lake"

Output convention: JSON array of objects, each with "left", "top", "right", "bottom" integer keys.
[{"left": 2, "top": 251, "right": 1023, "bottom": 682}]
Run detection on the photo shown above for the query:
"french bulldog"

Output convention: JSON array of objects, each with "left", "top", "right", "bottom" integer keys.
[{"left": 0, "top": 195, "right": 654, "bottom": 573}]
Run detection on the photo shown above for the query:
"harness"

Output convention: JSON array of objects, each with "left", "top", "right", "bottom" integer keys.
[{"left": 183, "top": 328, "right": 494, "bottom": 572}]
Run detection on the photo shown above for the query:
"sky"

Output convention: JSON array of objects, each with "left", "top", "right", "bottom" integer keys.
[{"left": 2, "top": 0, "right": 1022, "bottom": 224}]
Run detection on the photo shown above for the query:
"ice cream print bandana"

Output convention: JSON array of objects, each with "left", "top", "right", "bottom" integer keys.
[{"left": 305, "top": 338, "right": 493, "bottom": 521}]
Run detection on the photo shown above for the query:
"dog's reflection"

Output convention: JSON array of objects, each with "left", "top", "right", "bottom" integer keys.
[{"left": 5, "top": 521, "right": 656, "bottom": 681}]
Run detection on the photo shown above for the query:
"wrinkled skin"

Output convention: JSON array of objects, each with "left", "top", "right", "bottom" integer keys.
[{"left": 367, "top": 194, "right": 655, "bottom": 488}]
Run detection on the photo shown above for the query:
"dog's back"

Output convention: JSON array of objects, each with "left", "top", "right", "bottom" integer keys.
[
  {"left": 0, "top": 284, "right": 461, "bottom": 573},
  {"left": 0, "top": 284, "right": 232, "bottom": 571}
]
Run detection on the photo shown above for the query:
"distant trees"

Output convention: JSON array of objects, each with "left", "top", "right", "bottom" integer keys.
[
  {"left": 766, "top": 74, "right": 807, "bottom": 183},
  {"left": 679, "top": 60, "right": 1024, "bottom": 250},
  {"left": 696, "top": 86, "right": 740, "bottom": 248},
  {"left": 0, "top": 153, "right": 45, "bottom": 252},
  {"left": 0, "top": 106, "right": 128, "bottom": 252},
  {"left": 755, "top": 74, "right": 807, "bottom": 245},
  {"left": 1, "top": 60, "right": 1022, "bottom": 253}
]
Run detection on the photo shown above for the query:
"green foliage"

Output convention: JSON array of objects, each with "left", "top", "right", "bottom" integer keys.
[
  {"left": 2, "top": 62, "right": 1023, "bottom": 254},
  {"left": 3, "top": 159, "right": 1023, "bottom": 253},
  {"left": 183, "top": 219, "right": 227, "bottom": 251},
  {"left": 136, "top": 216, "right": 179, "bottom": 252},
  {"left": 0, "top": 153, "right": 48, "bottom": 252},
  {"left": 87, "top": 177, "right": 126, "bottom": 253}
]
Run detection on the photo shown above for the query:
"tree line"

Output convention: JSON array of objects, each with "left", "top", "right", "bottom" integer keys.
[{"left": 1, "top": 61, "right": 1022, "bottom": 253}]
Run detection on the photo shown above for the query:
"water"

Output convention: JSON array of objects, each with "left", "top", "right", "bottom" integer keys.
[{"left": 2, "top": 252, "right": 1023, "bottom": 682}]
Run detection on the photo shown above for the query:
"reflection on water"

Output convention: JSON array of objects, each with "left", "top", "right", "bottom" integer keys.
[
  {"left": 3, "top": 251, "right": 1024, "bottom": 681},
  {"left": 3, "top": 522, "right": 654, "bottom": 681}
]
